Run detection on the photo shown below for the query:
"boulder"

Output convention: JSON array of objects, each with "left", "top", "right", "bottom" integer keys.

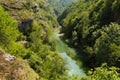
[{"left": 0, "top": 52, "right": 39, "bottom": 80}]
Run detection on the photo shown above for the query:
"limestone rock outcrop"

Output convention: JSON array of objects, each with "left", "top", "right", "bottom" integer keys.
[{"left": 0, "top": 51, "right": 39, "bottom": 80}]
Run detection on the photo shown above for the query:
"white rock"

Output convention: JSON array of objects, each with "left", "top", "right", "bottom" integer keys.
[{"left": 4, "top": 54, "right": 15, "bottom": 61}]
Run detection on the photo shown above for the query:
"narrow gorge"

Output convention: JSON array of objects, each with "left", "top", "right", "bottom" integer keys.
[{"left": 0, "top": 0, "right": 119, "bottom": 80}]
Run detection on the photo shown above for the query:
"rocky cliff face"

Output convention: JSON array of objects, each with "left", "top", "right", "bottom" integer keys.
[
  {"left": 0, "top": 0, "right": 58, "bottom": 36},
  {"left": 0, "top": 51, "right": 39, "bottom": 80},
  {"left": 0, "top": 0, "right": 66, "bottom": 80}
]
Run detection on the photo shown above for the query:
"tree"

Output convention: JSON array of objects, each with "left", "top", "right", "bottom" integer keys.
[{"left": 86, "top": 63, "right": 120, "bottom": 80}]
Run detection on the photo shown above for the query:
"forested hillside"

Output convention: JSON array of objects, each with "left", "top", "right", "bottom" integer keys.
[
  {"left": 48, "top": 0, "right": 76, "bottom": 16},
  {"left": 0, "top": 0, "right": 119, "bottom": 80},
  {"left": 59, "top": 0, "right": 120, "bottom": 79},
  {"left": 0, "top": 0, "right": 67, "bottom": 80}
]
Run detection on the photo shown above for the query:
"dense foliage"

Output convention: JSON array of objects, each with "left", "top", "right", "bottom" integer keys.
[
  {"left": 48, "top": 0, "right": 76, "bottom": 16},
  {"left": 59, "top": 0, "right": 120, "bottom": 79},
  {"left": 59, "top": 0, "right": 120, "bottom": 68},
  {"left": 0, "top": 6, "right": 19, "bottom": 47},
  {"left": 0, "top": 0, "right": 67, "bottom": 79},
  {"left": 0, "top": 0, "right": 119, "bottom": 80},
  {"left": 70, "top": 64, "right": 120, "bottom": 80}
]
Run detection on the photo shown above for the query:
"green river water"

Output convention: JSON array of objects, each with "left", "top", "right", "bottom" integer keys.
[{"left": 49, "top": 30, "right": 86, "bottom": 78}]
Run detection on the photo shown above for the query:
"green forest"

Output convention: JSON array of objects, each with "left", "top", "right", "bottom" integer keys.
[{"left": 0, "top": 0, "right": 119, "bottom": 80}]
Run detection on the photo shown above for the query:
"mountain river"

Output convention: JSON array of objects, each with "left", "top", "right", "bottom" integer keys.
[{"left": 49, "top": 29, "right": 86, "bottom": 78}]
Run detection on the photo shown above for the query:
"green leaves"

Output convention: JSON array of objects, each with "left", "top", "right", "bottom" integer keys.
[
  {"left": 87, "top": 63, "right": 120, "bottom": 80},
  {"left": 0, "top": 6, "right": 19, "bottom": 46},
  {"left": 48, "top": 0, "right": 76, "bottom": 16},
  {"left": 0, "top": 2, "right": 67, "bottom": 79},
  {"left": 59, "top": 0, "right": 120, "bottom": 68}
]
